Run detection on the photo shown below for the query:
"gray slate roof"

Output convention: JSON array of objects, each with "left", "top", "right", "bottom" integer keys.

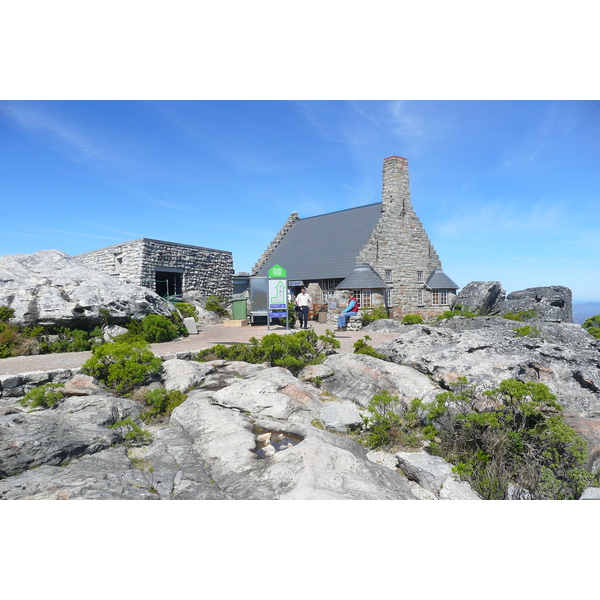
[
  {"left": 254, "top": 203, "right": 382, "bottom": 280},
  {"left": 336, "top": 263, "right": 388, "bottom": 290},
  {"left": 426, "top": 268, "right": 459, "bottom": 290}
]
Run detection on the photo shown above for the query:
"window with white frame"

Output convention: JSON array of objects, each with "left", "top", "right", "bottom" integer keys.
[
  {"left": 319, "top": 279, "right": 343, "bottom": 302},
  {"left": 385, "top": 288, "right": 393, "bottom": 307},
  {"left": 353, "top": 289, "right": 372, "bottom": 308},
  {"left": 417, "top": 289, "right": 424, "bottom": 306},
  {"left": 417, "top": 271, "right": 423, "bottom": 282},
  {"left": 384, "top": 269, "right": 392, "bottom": 283},
  {"left": 431, "top": 289, "right": 449, "bottom": 305}
]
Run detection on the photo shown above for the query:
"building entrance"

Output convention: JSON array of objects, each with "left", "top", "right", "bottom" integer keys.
[{"left": 155, "top": 270, "right": 182, "bottom": 298}]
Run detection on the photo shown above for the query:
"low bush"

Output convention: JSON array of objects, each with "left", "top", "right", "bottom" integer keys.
[
  {"left": 0, "top": 306, "right": 15, "bottom": 322},
  {"left": 423, "top": 378, "right": 599, "bottom": 499},
  {"left": 140, "top": 388, "right": 187, "bottom": 423},
  {"left": 513, "top": 325, "right": 540, "bottom": 338},
  {"left": 175, "top": 302, "right": 198, "bottom": 319},
  {"left": 360, "top": 391, "right": 422, "bottom": 450},
  {"left": 205, "top": 295, "right": 229, "bottom": 317},
  {"left": 353, "top": 336, "right": 387, "bottom": 359},
  {"left": 109, "top": 418, "right": 153, "bottom": 446},
  {"left": 360, "top": 306, "right": 389, "bottom": 326},
  {"left": 435, "top": 308, "right": 478, "bottom": 321},
  {"left": 402, "top": 314, "right": 424, "bottom": 325},
  {"left": 38, "top": 327, "right": 102, "bottom": 353},
  {"left": 116, "top": 313, "right": 185, "bottom": 344},
  {"left": 502, "top": 309, "right": 537, "bottom": 322},
  {"left": 81, "top": 340, "right": 163, "bottom": 395},
  {"left": 195, "top": 328, "right": 340, "bottom": 376},
  {"left": 20, "top": 383, "right": 65, "bottom": 409}
]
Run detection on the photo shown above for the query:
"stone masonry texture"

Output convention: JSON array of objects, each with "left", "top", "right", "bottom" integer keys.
[{"left": 76, "top": 238, "right": 233, "bottom": 299}]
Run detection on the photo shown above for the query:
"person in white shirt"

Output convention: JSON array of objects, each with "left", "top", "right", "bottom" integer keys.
[{"left": 294, "top": 287, "right": 312, "bottom": 329}]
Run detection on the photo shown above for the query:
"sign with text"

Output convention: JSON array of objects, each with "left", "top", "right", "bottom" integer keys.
[
  {"left": 268, "top": 279, "right": 287, "bottom": 309},
  {"left": 268, "top": 264, "right": 287, "bottom": 278}
]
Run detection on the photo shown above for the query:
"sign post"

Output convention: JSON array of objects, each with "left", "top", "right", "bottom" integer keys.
[{"left": 267, "top": 264, "right": 288, "bottom": 331}]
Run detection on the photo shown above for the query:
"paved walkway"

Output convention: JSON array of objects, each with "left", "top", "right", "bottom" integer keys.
[{"left": 0, "top": 322, "right": 401, "bottom": 376}]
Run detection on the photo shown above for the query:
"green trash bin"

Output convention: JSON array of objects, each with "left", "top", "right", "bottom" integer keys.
[{"left": 231, "top": 297, "right": 248, "bottom": 320}]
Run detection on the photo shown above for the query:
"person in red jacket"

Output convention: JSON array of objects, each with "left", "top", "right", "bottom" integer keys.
[{"left": 336, "top": 292, "right": 358, "bottom": 330}]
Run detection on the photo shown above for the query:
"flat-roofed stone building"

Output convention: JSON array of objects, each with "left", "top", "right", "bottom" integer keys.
[
  {"left": 252, "top": 156, "right": 458, "bottom": 318},
  {"left": 76, "top": 238, "right": 233, "bottom": 299}
]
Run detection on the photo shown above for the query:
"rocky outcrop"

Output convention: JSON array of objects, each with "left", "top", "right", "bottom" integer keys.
[
  {"left": 0, "top": 249, "right": 177, "bottom": 328},
  {"left": 0, "top": 395, "right": 143, "bottom": 478},
  {"left": 451, "top": 281, "right": 506, "bottom": 315},
  {"left": 376, "top": 317, "right": 600, "bottom": 468},
  {"left": 2, "top": 313, "right": 599, "bottom": 499},
  {"left": 495, "top": 285, "right": 573, "bottom": 323}
]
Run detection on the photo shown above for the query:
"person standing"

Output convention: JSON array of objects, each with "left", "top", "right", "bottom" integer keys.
[
  {"left": 337, "top": 292, "right": 358, "bottom": 330},
  {"left": 295, "top": 287, "right": 312, "bottom": 329}
]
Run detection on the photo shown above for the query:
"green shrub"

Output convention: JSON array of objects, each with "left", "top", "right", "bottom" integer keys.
[
  {"left": 195, "top": 329, "right": 340, "bottom": 376},
  {"left": 109, "top": 418, "right": 153, "bottom": 446},
  {"left": 360, "top": 306, "right": 389, "bottom": 326},
  {"left": 353, "top": 336, "right": 387, "bottom": 359},
  {"left": 513, "top": 325, "right": 540, "bottom": 338},
  {"left": 502, "top": 309, "right": 537, "bottom": 322},
  {"left": 436, "top": 308, "right": 478, "bottom": 321},
  {"left": 20, "top": 383, "right": 65, "bottom": 409},
  {"left": 140, "top": 388, "right": 187, "bottom": 423},
  {"left": 81, "top": 340, "right": 162, "bottom": 395},
  {"left": 39, "top": 327, "right": 102, "bottom": 354},
  {"left": 116, "top": 313, "right": 184, "bottom": 344},
  {"left": 205, "top": 295, "right": 229, "bottom": 317},
  {"left": 402, "top": 313, "right": 424, "bottom": 325},
  {"left": 140, "top": 314, "right": 180, "bottom": 343},
  {"left": 0, "top": 306, "right": 15, "bottom": 322},
  {"left": 424, "top": 378, "right": 599, "bottom": 499},
  {"left": 361, "top": 391, "right": 422, "bottom": 450},
  {"left": 582, "top": 314, "right": 600, "bottom": 339},
  {"left": 175, "top": 302, "right": 198, "bottom": 319}
]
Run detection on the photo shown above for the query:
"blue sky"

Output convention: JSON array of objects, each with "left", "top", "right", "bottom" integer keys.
[{"left": 1, "top": 100, "right": 599, "bottom": 301}]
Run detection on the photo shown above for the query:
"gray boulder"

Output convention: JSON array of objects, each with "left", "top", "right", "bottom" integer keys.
[
  {"left": 0, "top": 394, "right": 143, "bottom": 478},
  {"left": 0, "top": 446, "right": 159, "bottom": 500},
  {"left": 579, "top": 487, "right": 600, "bottom": 499},
  {"left": 320, "top": 354, "right": 441, "bottom": 408},
  {"left": 496, "top": 285, "right": 573, "bottom": 323},
  {"left": 451, "top": 281, "right": 506, "bottom": 315},
  {"left": 377, "top": 319, "right": 600, "bottom": 465},
  {"left": 160, "top": 359, "right": 217, "bottom": 392},
  {"left": 362, "top": 319, "right": 406, "bottom": 333},
  {"left": 0, "top": 249, "right": 177, "bottom": 328},
  {"left": 396, "top": 450, "right": 481, "bottom": 499},
  {"left": 319, "top": 401, "right": 363, "bottom": 432},
  {"left": 211, "top": 366, "right": 323, "bottom": 423}
]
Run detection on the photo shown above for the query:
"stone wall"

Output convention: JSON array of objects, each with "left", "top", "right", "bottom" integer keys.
[
  {"left": 76, "top": 238, "right": 233, "bottom": 299},
  {"left": 358, "top": 156, "right": 455, "bottom": 318}
]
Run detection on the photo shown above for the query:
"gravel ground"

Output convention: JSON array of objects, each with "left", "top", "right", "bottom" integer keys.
[{"left": 0, "top": 321, "right": 402, "bottom": 376}]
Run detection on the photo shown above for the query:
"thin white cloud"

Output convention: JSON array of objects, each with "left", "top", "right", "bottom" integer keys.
[
  {"left": 437, "top": 198, "right": 571, "bottom": 238},
  {"left": 0, "top": 101, "right": 138, "bottom": 174}
]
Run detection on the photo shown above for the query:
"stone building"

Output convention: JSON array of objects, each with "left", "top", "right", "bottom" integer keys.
[
  {"left": 76, "top": 238, "right": 233, "bottom": 299},
  {"left": 252, "top": 156, "right": 458, "bottom": 318}
]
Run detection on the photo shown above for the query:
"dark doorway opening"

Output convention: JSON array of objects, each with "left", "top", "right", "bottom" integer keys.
[{"left": 155, "top": 271, "right": 182, "bottom": 298}]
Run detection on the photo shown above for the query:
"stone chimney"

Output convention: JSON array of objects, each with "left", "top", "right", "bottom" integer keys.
[{"left": 382, "top": 155, "right": 410, "bottom": 214}]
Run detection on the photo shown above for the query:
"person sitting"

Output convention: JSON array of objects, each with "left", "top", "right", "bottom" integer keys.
[{"left": 336, "top": 293, "right": 358, "bottom": 330}]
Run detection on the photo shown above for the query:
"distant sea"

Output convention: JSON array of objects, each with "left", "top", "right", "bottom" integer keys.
[{"left": 572, "top": 302, "right": 600, "bottom": 324}]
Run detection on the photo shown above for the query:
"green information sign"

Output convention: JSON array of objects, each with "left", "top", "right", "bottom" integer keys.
[{"left": 268, "top": 264, "right": 287, "bottom": 278}]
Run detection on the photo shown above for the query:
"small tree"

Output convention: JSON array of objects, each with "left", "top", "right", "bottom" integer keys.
[{"left": 582, "top": 314, "right": 600, "bottom": 339}]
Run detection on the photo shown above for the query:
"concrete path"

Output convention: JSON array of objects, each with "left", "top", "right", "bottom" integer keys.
[{"left": 0, "top": 322, "right": 401, "bottom": 376}]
